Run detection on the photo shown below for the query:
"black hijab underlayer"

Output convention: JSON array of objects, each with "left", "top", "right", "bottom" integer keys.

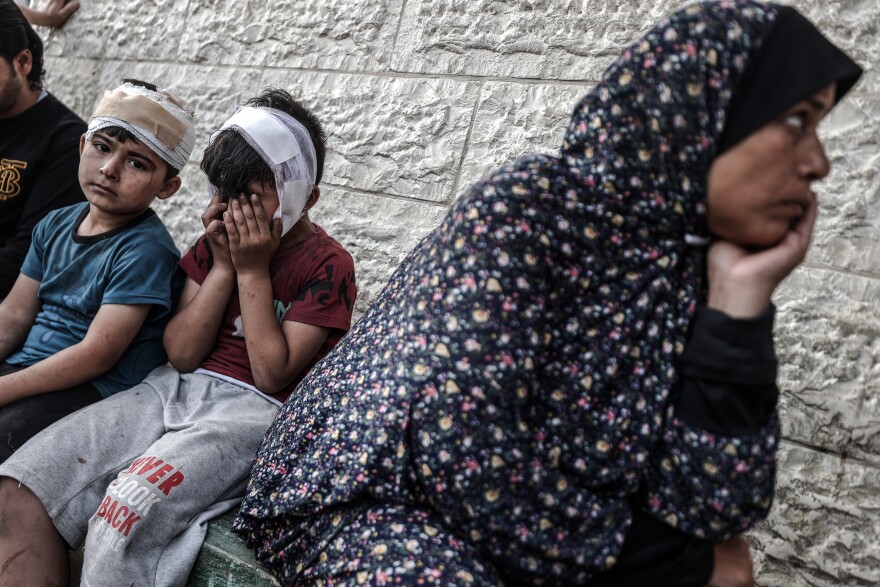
[{"left": 718, "top": 5, "right": 863, "bottom": 153}]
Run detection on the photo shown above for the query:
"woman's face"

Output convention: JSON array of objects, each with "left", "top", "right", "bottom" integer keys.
[{"left": 706, "top": 83, "right": 836, "bottom": 247}]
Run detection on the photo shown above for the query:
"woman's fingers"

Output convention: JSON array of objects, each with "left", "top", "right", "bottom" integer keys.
[
  {"left": 754, "top": 192, "right": 818, "bottom": 282},
  {"left": 706, "top": 195, "right": 818, "bottom": 319}
]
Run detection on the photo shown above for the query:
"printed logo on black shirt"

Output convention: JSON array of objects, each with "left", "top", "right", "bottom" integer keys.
[{"left": 0, "top": 159, "right": 27, "bottom": 200}]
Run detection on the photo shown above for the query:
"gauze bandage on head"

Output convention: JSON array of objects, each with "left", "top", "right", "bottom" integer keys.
[
  {"left": 210, "top": 106, "right": 318, "bottom": 237},
  {"left": 86, "top": 82, "right": 195, "bottom": 171}
]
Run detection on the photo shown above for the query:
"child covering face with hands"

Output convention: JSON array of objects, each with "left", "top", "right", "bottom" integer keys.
[{"left": 0, "top": 89, "right": 356, "bottom": 587}]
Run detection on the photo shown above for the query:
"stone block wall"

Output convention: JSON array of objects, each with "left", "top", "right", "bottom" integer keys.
[{"left": 28, "top": 0, "right": 879, "bottom": 583}]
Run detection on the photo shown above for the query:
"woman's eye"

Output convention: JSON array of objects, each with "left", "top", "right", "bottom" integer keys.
[{"left": 784, "top": 112, "right": 808, "bottom": 131}]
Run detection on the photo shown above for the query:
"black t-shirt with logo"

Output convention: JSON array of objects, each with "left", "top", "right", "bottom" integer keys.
[{"left": 0, "top": 93, "right": 86, "bottom": 296}]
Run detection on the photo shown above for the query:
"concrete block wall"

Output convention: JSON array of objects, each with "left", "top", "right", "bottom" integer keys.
[{"left": 28, "top": 0, "right": 879, "bottom": 583}]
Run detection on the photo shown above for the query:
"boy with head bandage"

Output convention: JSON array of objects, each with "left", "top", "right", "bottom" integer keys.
[
  {"left": 0, "top": 79, "right": 192, "bottom": 462},
  {"left": 0, "top": 89, "right": 356, "bottom": 586}
]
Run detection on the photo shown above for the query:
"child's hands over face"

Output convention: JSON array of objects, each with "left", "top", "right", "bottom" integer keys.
[
  {"left": 202, "top": 193, "right": 233, "bottom": 272},
  {"left": 201, "top": 192, "right": 228, "bottom": 230},
  {"left": 224, "top": 194, "right": 283, "bottom": 275},
  {"left": 707, "top": 192, "right": 817, "bottom": 318}
]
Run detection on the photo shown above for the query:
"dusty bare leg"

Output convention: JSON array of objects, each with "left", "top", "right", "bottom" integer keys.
[{"left": 0, "top": 476, "right": 69, "bottom": 587}]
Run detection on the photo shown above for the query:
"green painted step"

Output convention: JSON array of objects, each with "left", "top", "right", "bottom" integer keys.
[{"left": 186, "top": 512, "right": 278, "bottom": 587}]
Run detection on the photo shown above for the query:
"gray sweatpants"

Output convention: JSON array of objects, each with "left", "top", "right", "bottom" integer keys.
[{"left": 0, "top": 365, "right": 279, "bottom": 587}]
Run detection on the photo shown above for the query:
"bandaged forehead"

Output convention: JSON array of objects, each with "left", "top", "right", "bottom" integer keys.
[
  {"left": 92, "top": 90, "right": 187, "bottom": 151},
  {"left": 210, "top": 105, "right": 317, "bottom": 237},
  {"left": 221, "top": 107, "right": 300, "bottom": 166},
  {"left": 87, "top": 82, "right": 195, "bottom": 171}
]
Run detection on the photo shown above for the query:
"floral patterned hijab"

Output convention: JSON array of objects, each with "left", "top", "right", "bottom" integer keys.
[{"left": 236, "top": 2, "right": 861, "bottom": 584}]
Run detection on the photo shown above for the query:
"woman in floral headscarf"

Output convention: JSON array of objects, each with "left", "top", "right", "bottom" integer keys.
[{"left": 235, "top": 1, "right": 861, "bottom": 585}]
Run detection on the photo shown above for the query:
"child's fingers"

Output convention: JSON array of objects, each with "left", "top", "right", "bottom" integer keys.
[
  {"left": 207, "top": 220, "right": 229, "bottom": 245},
  {"left": 250, "top": 194, "right": 270, "bottom": 234},
  {"left": 201, "top": 198, "right": 228, "bottom": 229},
  {"left": 236, "top": 194, "right": 261, "bottom": 236},
  {"left": 223, "top": 210, "right": 239, "bottom": 242},
  {"left": 230, "top": 195, "right": 251, "bottom": 238},
  {"left": 206, "top": 218, "right": 224, "bottom": 235}
]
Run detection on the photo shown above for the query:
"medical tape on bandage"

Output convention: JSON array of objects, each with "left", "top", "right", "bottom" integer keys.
[
  {"left": 87, "top": 83, "right": 195, "bottom": 171},
  {"left": 92, "top": 91, "right": 187, "bottom": 151}
]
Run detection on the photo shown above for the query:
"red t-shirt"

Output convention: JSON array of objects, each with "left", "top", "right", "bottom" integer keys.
[{"left": 179, "top": 225, "right": 356, "bottom": 403}]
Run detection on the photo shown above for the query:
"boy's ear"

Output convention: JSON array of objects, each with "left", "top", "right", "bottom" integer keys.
[
  {"left": 156, "top": 175, "right": 182, "bottom": 201},
  {"left": 303, "top": 185, "right": 320, "bottom": 211},
  {"left": 79, "top": 134, "right": 86, "bottom": 156}
]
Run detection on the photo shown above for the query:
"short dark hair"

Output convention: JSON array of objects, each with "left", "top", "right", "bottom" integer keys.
[
  {"left": 201, "top": 88, "right": 327, "bottom": 203},
  {"left": 94, "top": 79, "right": 183, "bottom": 180},
  {"left": 0, "top": 0, "right": 44, "bottom": 90}
]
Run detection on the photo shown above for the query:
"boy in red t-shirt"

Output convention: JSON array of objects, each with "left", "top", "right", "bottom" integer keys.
[{"left": 0, "top": 89, "right": 356, "bottom": 586}]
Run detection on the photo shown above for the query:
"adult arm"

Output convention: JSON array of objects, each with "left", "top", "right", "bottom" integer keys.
[
  {"left": 226, "top": 194, "right": 330, "bottom": 393},
  {"left": 588, "top": 303, "right": 774, "bottom": 586},
  {"left": 589, "top": 195, "right": 818, "bottom": 586},
  {"left": 637, "top": 196, "right": 816, "bottom": 569},
  {"left": 0, "top": 303, "right": 150, "bottom": 406},
  {"left": 0, "top": 274, "right": 41, "bottom": 361},
  {"left": 18, "top": 0, "right": 80, "bottom": 28}
]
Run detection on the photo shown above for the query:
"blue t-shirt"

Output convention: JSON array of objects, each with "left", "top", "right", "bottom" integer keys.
[{"left": 7, "top": 202, "right": 182, "bottom": 396}]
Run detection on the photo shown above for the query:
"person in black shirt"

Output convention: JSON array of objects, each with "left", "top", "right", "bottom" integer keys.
[{"left": 0, "top": 0, "right": 86, "bottom": 297}]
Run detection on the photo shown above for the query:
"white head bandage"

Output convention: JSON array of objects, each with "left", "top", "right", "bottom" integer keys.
[
  {"left": 210, "top": 106, "right": 318, "bottom": 237},
  {"left": 86, "top": 82, "right": 195, "bottom": 171}
]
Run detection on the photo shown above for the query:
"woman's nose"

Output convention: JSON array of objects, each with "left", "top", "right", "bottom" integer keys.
[{"left": 801, "top": 132, "right": 831, "bottom": 182}]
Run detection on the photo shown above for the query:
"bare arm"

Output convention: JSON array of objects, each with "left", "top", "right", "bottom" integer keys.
[
  {"left": 18, "top": 0, "right": 80, "bottom": 28},
  {"left": 227, "top": 194, "right": 330, "bottom": 393},
  {"left": 164, "top": 194, "right": 237, "bottom": 372},
  {"left": 238, "top": 273, "right": 330, "bottom": 393},
  {"left": 639, "top": 196, "right": 818, "bottom": 585},
  {"left": 163, "top": 271, "right": 236, "bottom": 372},
  {"left": 0, "top": 274, "right": 41, "bottom": 361},
  {"left": 0, "top": 302, "right": 150, "bottom": 406}
]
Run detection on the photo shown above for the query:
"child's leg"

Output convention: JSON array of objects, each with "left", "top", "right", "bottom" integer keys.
[
  {"left": 79, "top": 374, "right": 278, "bottom": 587},
  {"left": 295, "top": 503, "right": 504, "bottom": 587},
  {"left": 0, "top": 364, "right": 103, "bottom": 463},
  {"left": 0, "top": 476, "right": 69, "bottom": 585},
  {"left": 0, "top": 371, "right": 170, "bottom": 586}
]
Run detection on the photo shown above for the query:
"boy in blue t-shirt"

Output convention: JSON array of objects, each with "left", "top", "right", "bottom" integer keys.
[{"left": 0, "top": 79, "right": 195, "bottom": 461}]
